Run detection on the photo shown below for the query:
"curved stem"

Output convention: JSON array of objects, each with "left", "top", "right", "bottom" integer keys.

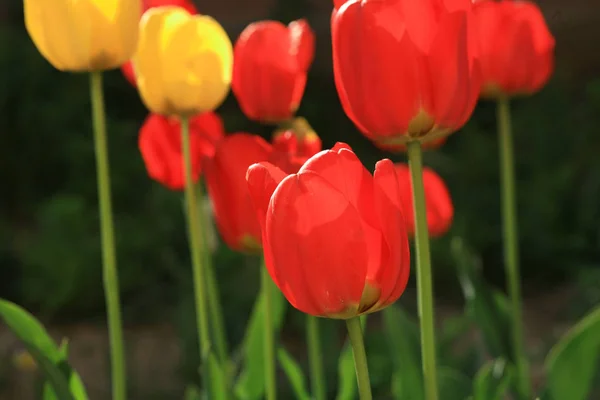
[
  {"left": 497, "top": 98, "right": 530, "bottom": 399},
  {"left": 345, "top": 317, "right": 372, "bottom": 400},
  {"left": 262, "top": 263, "right": 277, "bottom": 399},
  {"left": 195, "top": 183, "right": 230, "bottom": 370},
  {"left": 89, "top": 71, "right": 126, "bottom": 400},
  {"left": 407, "top": 140, "right": 438, "bottom": 400},
  {"left": 307, "top": 315, "right": 326, "bottom": 400},
  {"left": 181, "top": 117, "right": 223, "bottom": 397}
]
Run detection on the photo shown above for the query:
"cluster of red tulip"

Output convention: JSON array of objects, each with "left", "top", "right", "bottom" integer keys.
[
  {"left": 19, "top": 0, "right": 557, "bottom": 398},
  {"left": 122, "top": 0, "right": 555, "bottom": 397},
  {"left": 131, "top": 0, "right": 553, "bottom": 315}
]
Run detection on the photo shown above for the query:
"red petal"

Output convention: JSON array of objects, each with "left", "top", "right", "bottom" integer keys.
[
  {"left": 203, "top": 133, "right": 273, "bottom": 251},
  {"left": 266, "top": 171, "right": 369, "bottom": 316},
  {"left": 246, "top": 162, "right": 289, "bottom": 288},
  {"left": 288, "top": 19, "right": 315, "bottom": 72},
  {"left": 372, "top": 159, "right": 410, "bottom": 306},
  {"left": 428, "top": 10, "right": 477, "bottom": 130},
  {"left": 121, "top": 61, "right": 137, "bottom": 87}
]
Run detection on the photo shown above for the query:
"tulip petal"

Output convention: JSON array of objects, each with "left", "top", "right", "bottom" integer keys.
[
  {"left": 428, "top": 10, "right": 476, "bottom": 130},
  {"left": 203, "top": 134, "right": 272, "bottom": 251},
  {"left": 267, "top": 171, "right": 368, "bottom": 316},
  {"left": 246, "top": 162, "right": 289, "bottom": 288},
  {"left": 163, "top": 15, "right": 233, "bottom": 114},
  {"left": 373, "top": 159, "right": 410, "bottom": 306},
  {"left": 135, "top": 7, "right": 171, "bottom": 114}
]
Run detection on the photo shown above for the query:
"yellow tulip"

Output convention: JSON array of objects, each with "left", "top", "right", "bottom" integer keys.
[
  {"left": 133, "top": 7, "right": 234, "bottom": 116},
  {"left": 24, "top": 0, "right": 141, "bottom": 72}
]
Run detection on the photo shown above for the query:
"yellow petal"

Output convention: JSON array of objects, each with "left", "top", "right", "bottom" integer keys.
[
  {"left": 134, "top": 7, "right": 189, "bottom": 114},
  {"left": 162, "top": 15, "right": 233, "bottom": 114},
  {"left": 23, "top": 0, "right": 140, "bottom": 71}
]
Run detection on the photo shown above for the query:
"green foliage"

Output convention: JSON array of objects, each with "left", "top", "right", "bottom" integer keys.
[
  {"left": 0, "top": 299, "right": 87, "bottom": 400},
  {"left": 544, "top": 305, "right": 600, "bottom": 400},
  {"left": 233, "top": 281, "right": 288, "bottom": 400},
  {"left": 277, "top": 347, "right": 311, "bottom": 400},
  {"left": 471, "top": 359, "right": 513, "bottom": 400}
]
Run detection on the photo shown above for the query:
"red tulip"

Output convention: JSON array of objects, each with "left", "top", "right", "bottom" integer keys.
[
  {"left": 232, "top": 19, "right": 315, "bottom": 123},
  {"left": 120, "top": 0, "right": 199, "bottom": 87},
  {"left": 394, "top": 164, "right": 453, "bottom": 237},
  {"left": 472, "top": 0, "right": 555, "bottom": 98},
  {"left": 331, "top": 0, "right": 481, "bottom": 150},
  {"left": 139, "top": 112, "right": 224, "bottom": 190},
  {"left": 203, "top": 132, "right": 321, "bottom": 252},
  {"left": 246, "top": 143, "right": 410, "bottom": 318}
]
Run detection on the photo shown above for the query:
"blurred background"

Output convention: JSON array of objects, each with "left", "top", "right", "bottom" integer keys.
[{"left": 1, "top": 0, "right": 600, "bottom": 398}]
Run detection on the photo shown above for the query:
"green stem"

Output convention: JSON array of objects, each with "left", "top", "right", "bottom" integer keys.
[
  {"left": 345, "top": 317, "right": 372, "bottom": 400},
  {"left": 181, "top": 117, "right": 222, "bottom": 397},
  {"left": 307, "top": 315, "right": 326, "bottom": 400},
  {"left": 195, "top": 183, "right": 230, "bottom": 370},
  {"left": 407, "top": 140, "right": 438, "bottom": 400},
  {"left": 261, "top": 264, "right": 277, "bottom": 399},
  {"left": 89, "top": 71, "right": 126, "bottom": 400},
  {"left": 497, "top": 98, "right": 530, "bottom": 400}
]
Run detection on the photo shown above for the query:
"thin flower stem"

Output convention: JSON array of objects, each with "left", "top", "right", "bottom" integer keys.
[
  {"left": 497, "top": 97, "right": 530, "bottom": 400},
  {"left": 195, "top": 182, "right": 230, "bottom": 372},
  {"left": 89, "top": 71, "right": 126, "bottom": 400},
  {"left": 261, "top": 262, "right": 277, "bottom": 400},
  {"left": 345, "top": 317, "right": 372, "bottom": 400},
  {"left": 307, "top": 315, "right": 326, "bottom": 400},
  {"left": 407, "top": 140, "right": 438, "bottom": 400},
  {"left": 181, "top": 117, "right": 224, "bottom": 397}
]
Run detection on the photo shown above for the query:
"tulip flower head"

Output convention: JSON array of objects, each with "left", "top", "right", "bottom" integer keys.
[
  {"left": 472, "top": 0, "right": 555, "bottom": 98},
  {"left": 331, "top": 0, "right": 481, "bottom": 150},
  {"left": 139, "top": 112, "right": 224, "bottom": 190},
  {"left": 394, "top": 164, "right": 454, "bottom": 237},
  {"left": 232, "top": 19, "right": 315, "bottom": 123},
  {"left": 120, "top": 0, "right": 199, "bottom": 86},
  {"left": 204, "top": 131, "right": 322, "bottom": 253},
  {"left": 24, "top": 0, "right": 141, "bottom": 71},
  {"left": 133, "top": 7, "right": 233, "bottom": 116},
  {"left": 246, "top": 143, "right": 411, "bottom": 318}
]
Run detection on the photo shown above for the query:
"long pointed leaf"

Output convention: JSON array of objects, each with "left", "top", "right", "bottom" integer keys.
[
  {"left": 382, "top": 305, "right": 424, "bottom": 400},
  {"left": 545, "top": 305, "right": 600, "bottom": 400},
  {"left": 0, "top": 299, "right": 78, "bottom": 400},
  {"left": 234, "top": 281, "right": 287, "bottom": 400},
  {"left": 277, "top": 347, "right": 311, "bottom": 400}
]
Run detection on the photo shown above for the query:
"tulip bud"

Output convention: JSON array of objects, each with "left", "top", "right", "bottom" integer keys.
[
  {"left": 24, "top": 0, "right": 141, "bottom": 71},
  {"left": 204, "top": 130, "right": 322, "bottom": 253},
  {"left": 232, "top": 19, "right": 315, "bottom": 123},
  {"left": 331, "top": 0, "right": 481, "bottom": 150},
  {"left": 394, "top": 164, "right": 454, "bottom": 237},
  {"left": 272, "top": 117, "right": 322, "bottom": 158},
  {"left": 139, "top": 112, "right": 224, "bottom": 190},
  {"left": 472, "top": 0, "right": 555, "bottom": 99},
  {"left": 120, "top": 0, "right": 198, "bottom": 87},
  {"left": 246, "top": 143, "right": 410, "bottom": 318},
  {"left": 133, "top": 7, "right": 233, "bottom": 116}
]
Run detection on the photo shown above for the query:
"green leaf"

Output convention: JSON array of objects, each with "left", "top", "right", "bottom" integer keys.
[
  {"left": 438, "top": 367, "right": 472, "bottom": 400},
  {"left": 234, "top": 280, "right": 287, "bottom": 400},
  {"left": 382, "top": 305, "right": 424, "bottom": 400},
  {"left": 43, "top": 340, "right": 88, "bottom": 400},
  {"left": 277, "top": 347, "right": 311, "bottom": 400},
  {"left": 0, "top": 299, "right": 78, "bottom": 400},
  {"left": 336, "top": 316, "right": 366, "bottom": 400},
  {"left": 451, "top": 237, "right": 513, "bottom": 360},
  {"left": 472, "top": 359, "right": 513, "bottom": 400},
  {"left": 545, "top": 305, "right": 600, "bottom": 400}
]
